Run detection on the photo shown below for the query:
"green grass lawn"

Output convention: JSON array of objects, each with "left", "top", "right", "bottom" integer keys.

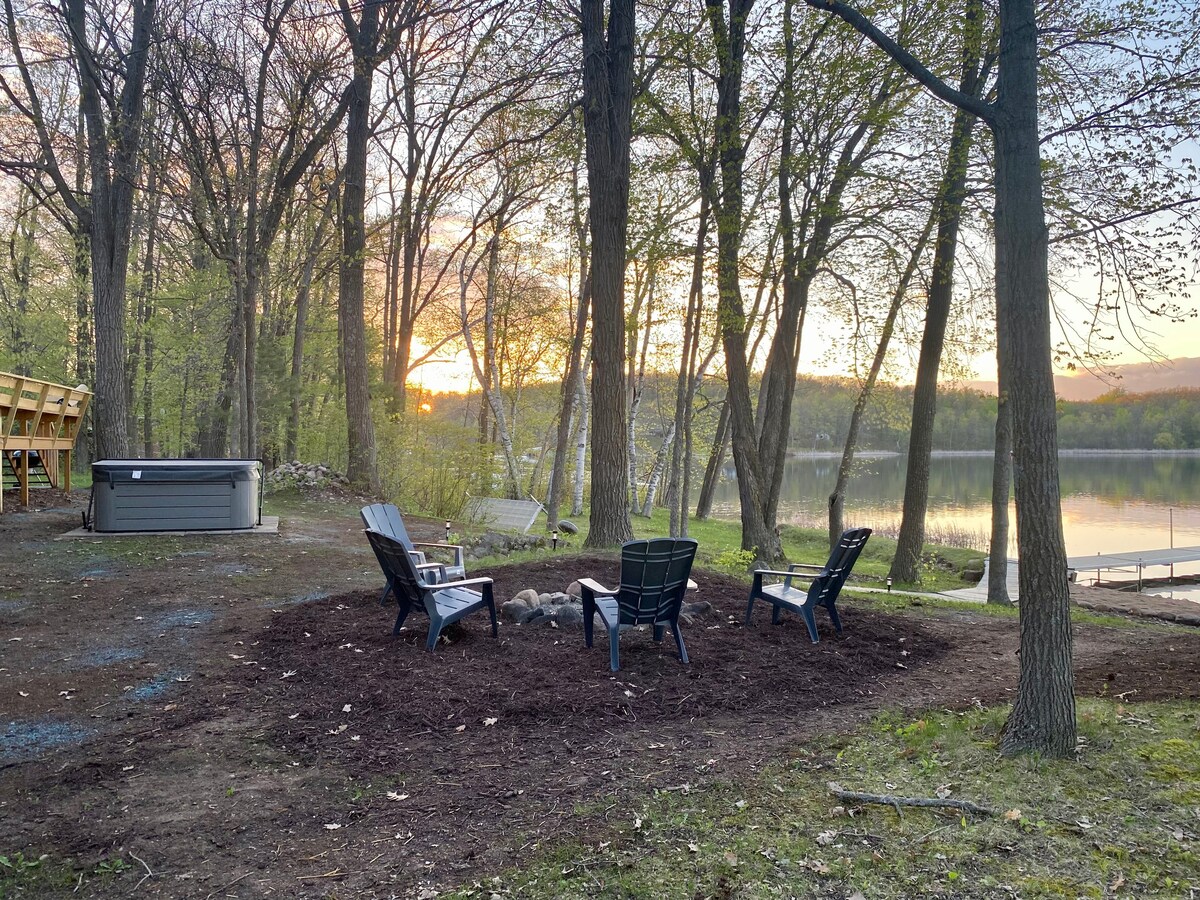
[{"left": 451, "top": 699, "right": 1200, "bottom": 899}]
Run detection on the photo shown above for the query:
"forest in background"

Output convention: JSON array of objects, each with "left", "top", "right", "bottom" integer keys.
[{"left": 1, "top": 0, "right": 1197, "bottom": 533}]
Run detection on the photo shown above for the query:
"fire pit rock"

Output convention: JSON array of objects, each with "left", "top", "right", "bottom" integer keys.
[{"left": 500, "top": 584, "right": 717, "bottom": 631}]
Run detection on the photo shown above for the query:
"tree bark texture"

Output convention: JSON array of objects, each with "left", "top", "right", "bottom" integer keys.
[
  {"left": 890, "top": 4, "right": 987, "bottom": 583},
  {"left": 992, "top": 0, "right": 1075, "bottom": 757},
  {"left": 988, "top": 388, "right": 1013, "bottom": 604},
  {"left": 581, "top": 0, "right": 634, "bottom": 548},
  {"left": 339, "top": 5, "right": 382, "bottom": 493},
  {"left": 705, "top": 0, "right": 778, "bottom": 563},
  {"left": 67, "top": 0, "right": 158, "bottom": 459}
]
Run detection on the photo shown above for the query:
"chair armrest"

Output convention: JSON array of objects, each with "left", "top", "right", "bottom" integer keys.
[
  {"left": 787, "top": 563, "right": 826, "bottom": 572},
  {"left": 578, "top": 577, "right": 616, "bottom": 597},
  {"left": 411, "top": 541, "right": 466, "bottom": 566},
  {"left": 416, "top": 562, "right": 447, "bottom": 583},
  {"left": 412, "top": 541, "right": 464, "bottom": 553},
  {"left": 752, "top": 568, "right": 805, "bottom": 579},
  {"left": 432, "top": 576, "right": 493, "bottom": 590}
]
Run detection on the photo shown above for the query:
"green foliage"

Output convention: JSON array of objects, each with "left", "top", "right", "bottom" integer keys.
[
  {"left": 711, "top": 548, "right": 757, "bottom": 575},
  {"left": 376, "top": 413, "right": 494, "bottom": 520}
]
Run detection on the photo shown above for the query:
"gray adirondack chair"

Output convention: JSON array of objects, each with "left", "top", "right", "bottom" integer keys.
[
  {"left": 580, "top": 537, "right": 699, "bottom": 671},
  {"left": 744, "top": 527, "right": 872, "bottom": 643},
  {"left": 364, "top": 529, "right": 497, "bottom": 651},
  {"left": 361, "top": 503, "right": 466, "bottom": 602}
]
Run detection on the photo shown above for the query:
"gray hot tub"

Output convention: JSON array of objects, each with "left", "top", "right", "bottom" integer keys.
[{"left": 91, "top": 459, "right": 262, "bottom": 532}]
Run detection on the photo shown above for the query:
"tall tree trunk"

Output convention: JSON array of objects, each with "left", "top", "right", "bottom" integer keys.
[
  {"left": 338, "top": 1, "right": 381, "bottom": 493},
  {"left": 580, "top": 0, "right": 634, "bottom": 547},
  {"left": 627, "top": 270, "right": 655, "bottom": 512},
  {"left": 696, "top": 399, "right": 731, "bottom": 520},
  {"left": 287, "top": 208, "right": 328, "bottom": 463},
  {"left": 890, "top": 2, "right": 988, "bottom": 582},
  {"left": 667, "top": 183, "right": 711, "bottom": 536},
  {"left": 66, "top": 0, "right": 156, "bottom": 460},
  {"left": 706, "top": 0, "right": 778, "bottom": 563},
  {"left": 988, "top": 389, "right": 1013, "bottom": 604},
  {"left": 805, "top": 0, "right": 1074, "bottom": 757},
  {"left": 572, "top": 351, "right": 592, "bottom": 517},
  {"left": 546, "top": 266, "right": 590, "bottom": 528},
  {"left": 639, "top": 424, "right": 675, "bottom": 517},
  {"left": 992, "top": 0, "right": 1074, "bottom": 757}
]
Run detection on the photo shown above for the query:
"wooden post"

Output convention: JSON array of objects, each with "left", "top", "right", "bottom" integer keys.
[{"left": 20, "top": 420, "right": 30, "bottom": 507}]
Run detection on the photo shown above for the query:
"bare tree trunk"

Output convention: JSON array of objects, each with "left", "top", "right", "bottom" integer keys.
[
  {"left": 991, "top": 0, "right": 1074, "bottom": 757},
  {"left": 696, "top": 399, "right": 731, "bottom": 520},
  {"left": 667, "top": 183, "right": 711, "bottom": 536},
  {"left": 337, "top": 0, "right": 382, "bottom": 493},
  {"left": 546, "top": 261, "right": 590, "bottom": 527},
  {"left": 639, "top": 424, "right": 675, "bottom": 517},
  {"left": 627, "top": 269, "right": 655, "bottom": 512},
  {"left": 988, "top": 388, "right": 1013, "bottom": 604},
  {"left": 581, "top": 0, "right": 634, "bottom": 547},
  {"left": 706, "top": 0, "right": 778, "bottom": 563},
  {"left": 572, "top": 353, "right": 592, "bottom": 517},
  {"left": 890, "top": 2, "right": 988, "bottom": 582},
  {"left": 805, "top": 0, "right": 1074, "bottom": 757},
  {"left": 66, "top": 0, "right": 157, "bottom": 460}
]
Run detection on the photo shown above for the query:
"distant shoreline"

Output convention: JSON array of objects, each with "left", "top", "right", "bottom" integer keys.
[{"left": 786, "top": 449, "right": 1200, "bottom": 459}]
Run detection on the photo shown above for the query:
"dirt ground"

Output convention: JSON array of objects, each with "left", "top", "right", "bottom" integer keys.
[{"left": 3, "top": 489, "right": 1200, "bottom": 898}]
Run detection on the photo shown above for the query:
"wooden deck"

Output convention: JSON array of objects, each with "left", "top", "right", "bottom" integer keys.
[{"left": 0, "top": 371, "right": 91, "bottom": 511}]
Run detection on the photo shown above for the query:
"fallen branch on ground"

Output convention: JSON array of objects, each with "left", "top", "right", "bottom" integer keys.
[{"left": 828, "top": 782, "right": 995, "bottom": 817}]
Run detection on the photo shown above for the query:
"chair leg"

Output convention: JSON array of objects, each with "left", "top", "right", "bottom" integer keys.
[
  {"left": 608, "top": 625, "right": 620, "bottom": 672},
  {"left": 487, "top": 598, "right": 499, "bottom": 638},
  {"left": 426, "top": 617, "right": 445, "bottom": 652},
  {"left": 800, "top": 604, "right": 820, "bottom": 644},
  {"left": 582, "top": 594, "right": 595, "bottom": 648},
  {"left": 826, "top": 600, "right": 843, "bottom": 635},
  {"left": 744, "top": 593, "right": 756, "bottom": 625},
  {"left": 771, "top": 603, "right": 783, "bottom": 626},
  {"left": 393, "top": 597, "right": 414, "bottom": 635},
  {"left": 653, "top": 624, "right": 664, "bottom": 643},
  {"left": 379, "top": 582, "right": 393, "bottom": 606},
  {"left": 671, "top": 621, "right": 689, "bottom": 664}
]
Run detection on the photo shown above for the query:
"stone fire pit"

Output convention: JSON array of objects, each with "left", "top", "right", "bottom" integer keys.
[{"left": 500, "top": 582, "right": 714, "bottom": 629}]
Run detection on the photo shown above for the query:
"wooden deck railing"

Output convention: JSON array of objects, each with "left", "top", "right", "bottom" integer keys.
[{"left": 0, "top": 371, "right": 92, "bottom": 511}]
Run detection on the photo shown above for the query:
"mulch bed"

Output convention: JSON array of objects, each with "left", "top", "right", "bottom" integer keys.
[{"left": 237, "top": 556, "right": 948, "bottom": 776}]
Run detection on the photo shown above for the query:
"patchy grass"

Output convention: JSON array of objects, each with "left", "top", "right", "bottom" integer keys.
[
  {"left": 856, "top": 590, "right": 1166, "bottom": 631},
  {"left": 453, "top": 700, "right": 1200, "bottom": 899}
]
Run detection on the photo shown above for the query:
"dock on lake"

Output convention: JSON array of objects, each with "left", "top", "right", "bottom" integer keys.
[{"left": 1067, "top": 546, "right": 1200, "bottom": 588}]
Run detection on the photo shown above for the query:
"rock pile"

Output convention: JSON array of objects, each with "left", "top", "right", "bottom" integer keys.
[
  {"left": 464, "top": 531, "right": 547, "bottom": 560},
  {"left": 264, "top": 461, "right": 350, "bottom": 491},
  {"left": 501, "top": 581, "right": 714, "bottom": 630}
]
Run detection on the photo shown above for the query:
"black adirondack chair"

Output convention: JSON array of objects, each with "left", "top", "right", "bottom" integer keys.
[
  {"left": 364, "top": 529, "right": 497, "bottom": 651},
  {"left": 361, "top": 503, "right": 466, "bottom": 602},
  {"left": 579, "top": 537, "right": 699, "bottom": 671},
  {"left": 744, "top": 527, "right": 872, "bottom": 643}
]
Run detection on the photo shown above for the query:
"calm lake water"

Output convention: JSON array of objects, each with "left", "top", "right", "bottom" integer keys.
[{"left": 710, "top": 452, "right": 1200, "bottom": 600}]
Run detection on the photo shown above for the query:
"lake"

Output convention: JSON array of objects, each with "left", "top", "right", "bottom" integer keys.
[{"left": 710, "top": 451, "right": 1200, "bottom": 601}]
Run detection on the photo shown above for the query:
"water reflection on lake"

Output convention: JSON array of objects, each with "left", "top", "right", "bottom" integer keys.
[{"left": 710, "top": 452, "right": 1200, "bottom": 599}]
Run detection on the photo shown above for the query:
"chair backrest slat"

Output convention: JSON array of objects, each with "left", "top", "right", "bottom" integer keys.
[
  {"left": 616, "top": 537, "right": 698, "bottom": 625},
  {"left": 365, "top": 529, "right": 428, "bottom": 603},
  {"left": 807, "top": 527, "right": 872, "bottom": 606},
  {"left": 361, "top": 502, "right": 414, "bottom": 549}
]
